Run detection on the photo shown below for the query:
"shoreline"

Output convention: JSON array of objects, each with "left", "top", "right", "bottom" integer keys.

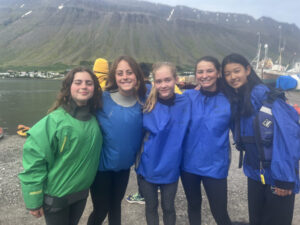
[{"left": 0, "top": 135, "right": 299, "bottom": 224}]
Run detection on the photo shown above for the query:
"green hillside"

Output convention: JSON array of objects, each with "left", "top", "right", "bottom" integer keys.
[{"left": 0, "top": 0, "right": 299, "bottom": 70}]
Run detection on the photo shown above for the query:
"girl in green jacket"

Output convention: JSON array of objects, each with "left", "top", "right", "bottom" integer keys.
[{"left": 19, "top": 67, "right": 103, "bottom": 225}]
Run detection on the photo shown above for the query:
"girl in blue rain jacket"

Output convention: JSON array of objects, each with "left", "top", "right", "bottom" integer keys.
[
  {"left": 181, "top": 56, "right": 232, "bottom": 225},
  {"left": 136, "top": 62, "right": 191, "bottom": 225},
  {"left": 221, "top": 53, "right": 300, "bottom": 225}
]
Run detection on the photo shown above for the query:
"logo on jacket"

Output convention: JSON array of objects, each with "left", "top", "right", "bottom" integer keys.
[{"left": 262, "top": 119, "right": 272, "bottom": 128}]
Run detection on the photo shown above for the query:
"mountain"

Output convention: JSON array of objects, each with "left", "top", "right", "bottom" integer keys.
[{"left": 0, "top": 0, "right": 299, "bottom": 70}]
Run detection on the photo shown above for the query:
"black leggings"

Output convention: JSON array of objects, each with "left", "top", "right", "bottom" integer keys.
[
  {"left": 43, "top": 198, "right": 87, "bottom": 225},
  {"left": 181, "top": 171, "right": 232, "bottom": 225},
  {"left": 138, "top": 175, "right": 178, "bottom": 225},
  {"left": 87, "top": 169, "right": 130, "bottom": 225},
  {"left": 248, "top": 177, "right": 295, "bottom": 225}
]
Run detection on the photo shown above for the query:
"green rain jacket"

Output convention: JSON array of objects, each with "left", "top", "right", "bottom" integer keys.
[{"left": 19, "top": 107, "right": 102, "bottom": 210}]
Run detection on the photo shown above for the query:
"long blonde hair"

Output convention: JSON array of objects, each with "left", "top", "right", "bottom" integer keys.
[{"left": 143, "top": 62, "right": 177, "bottom": 113}]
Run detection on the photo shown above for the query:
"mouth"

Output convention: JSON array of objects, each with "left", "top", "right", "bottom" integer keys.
[
  {"left": 230, "top": 80, "right": 240, "bottom": 86},
  {"left": 120, "top": 80, "right": 133, "bottom": 84},
  {"left": 160, "top": 89, "right": 170, "bottom": 94}
]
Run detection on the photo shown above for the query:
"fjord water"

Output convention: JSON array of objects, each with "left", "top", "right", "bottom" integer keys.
[{"left": 0, "top": 79, "right": 61, "bottom": 135}]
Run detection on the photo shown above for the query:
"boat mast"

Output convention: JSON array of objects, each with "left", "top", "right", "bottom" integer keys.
[
  {"left": 277, "top": 25, "right": 285, "bottom": 70},
  {"left": 251, "top": 32, "right": 261, "bottom": 71}
]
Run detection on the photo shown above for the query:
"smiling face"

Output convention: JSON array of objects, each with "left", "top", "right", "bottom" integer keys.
[
  {"left": 223, "top": 63, "right": 250, "bottom": 90},
  {"left": 70, "top": 71, "right": 95, "bottom": 106},
  {"left": 115, "top": 60, "right": 137, "bottom": 96},
  {"left": 154, "top": 65, "right": 176, "bottom": 100},
  {"left": 195, "top": 60, "right": 219, "bottom": 92}
]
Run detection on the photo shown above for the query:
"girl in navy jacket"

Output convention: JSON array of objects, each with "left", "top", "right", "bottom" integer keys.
[
  {"left": 136, "top": 62, "right": 191, "bottom": 225},
  {"left": 221, "top": 53, "right": 299, "bottom": 225},
  {"left": 181, "top": 56, "right": 232, "bottom": 225}
]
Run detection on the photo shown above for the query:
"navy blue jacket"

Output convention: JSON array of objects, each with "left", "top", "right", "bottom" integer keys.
[
  {"left": 136, "top": 94, "right": 191, "bottom": 184},
  {"left": 239, "top": 84, "right": 300, "bottom": 193},
  {"left": 182, "top": 89, "right": 232, "bottom": 178}
]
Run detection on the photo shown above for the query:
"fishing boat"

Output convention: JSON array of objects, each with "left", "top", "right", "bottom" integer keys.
[
  {"left": 252, "top": 33, "right": 300, "bottom": 88},
  {"left": 17, "top": 124, "right": 30, "bottom": 137}
]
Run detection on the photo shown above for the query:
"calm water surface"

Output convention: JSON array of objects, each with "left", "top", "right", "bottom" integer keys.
[{"left": 0, "top": 79, "right": 61, "bottom": 135}]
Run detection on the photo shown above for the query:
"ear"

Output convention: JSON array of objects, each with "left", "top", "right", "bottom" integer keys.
[
  {"left": 246, "top": 65, "right": 251, "bottom": 76},
  {"left": 175, "top": 76, "right": 179, "bottom": 83}
]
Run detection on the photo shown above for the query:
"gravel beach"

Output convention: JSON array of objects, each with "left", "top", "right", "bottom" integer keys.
[{"left": 1, "top": 91, "right": 300, "bottom": 225}]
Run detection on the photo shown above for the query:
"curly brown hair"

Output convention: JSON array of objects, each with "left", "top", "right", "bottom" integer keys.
[{"left": 48, "top": 67, "right": 102, "bottom": 114}]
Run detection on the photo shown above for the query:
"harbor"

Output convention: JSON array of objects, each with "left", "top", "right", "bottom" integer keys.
[{"left": 0, "top": 80, "right": 300, "bottom": 224}]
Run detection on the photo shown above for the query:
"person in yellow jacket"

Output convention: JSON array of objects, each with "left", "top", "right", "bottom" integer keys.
[{"left": 93, "top": 58, "right": 109, "bottom": 89}]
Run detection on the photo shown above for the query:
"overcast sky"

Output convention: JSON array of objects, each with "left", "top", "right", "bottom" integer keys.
[{"left": 146, "top": 0, "right": 300, "bottom": 28}]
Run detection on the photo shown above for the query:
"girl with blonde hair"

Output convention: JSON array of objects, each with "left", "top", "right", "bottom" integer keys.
[{"left": 136, "top": 62, "right": 191, "bottom": 225}]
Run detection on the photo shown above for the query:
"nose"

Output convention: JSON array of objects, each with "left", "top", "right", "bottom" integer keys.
[
  {"left": 227, "top": 72, "right": 235, "bottom": 80},
  {"left": 80, "top": 82, "right": 88, "bottom": 88},
  {"left": 161, "top": 81, "right": 168, "bottom": 88},
  {"left": 230, "top": 73, "right": 237, "bottom": 80},
  {"left": 199, "top": 72, "right": 208, "bottom": 79},
  {"left": 122, "top": 73, "right": 130, "bottom": 80}
]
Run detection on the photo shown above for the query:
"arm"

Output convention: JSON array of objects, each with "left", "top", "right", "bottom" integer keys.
[
  {"left": 271, "top": 99, "right": 300, "bottom": 194},
  {"left": 18, "top": 115, "right": 57, "bottom": 212}
]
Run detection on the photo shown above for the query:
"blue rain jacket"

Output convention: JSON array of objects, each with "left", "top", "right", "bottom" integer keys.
[
  {"left": 96, "top": 91, "right": 143, "bottom": 171},
  {"left": 240, "top": 84, "right": 300, "bottom": 193},
  {"left": 136, "top": 94, "right": 191, "bottom": 184},
  {"left": 182, "top": 89, "right": 231, "bottom": 178}
]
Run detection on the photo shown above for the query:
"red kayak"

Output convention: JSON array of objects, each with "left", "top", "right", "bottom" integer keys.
[
  {"left": 293, "top": 104, "right": 300, "bottom": 115},
  {"left": 0, "top": 127, "right": 3, "bottom": 139}
]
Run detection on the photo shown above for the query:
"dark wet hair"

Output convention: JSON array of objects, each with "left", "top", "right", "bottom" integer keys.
[
  {"left": 221, "top": 53, "right": 263, "bottom": 117},
  {"left": 139, "top": 62, "right": 151, "bottom": 78},
  {"left": 48, "top": 67, "right": 102, "bottom": 114},
  {"left": 195, "top": 56, "right": 221, "bottom": 74},
  {"left": 195, "top": 56, "right": 223, "bottom": 91},
  {"left": 106, "top": 55, "right": 147, "bottom": 100}
]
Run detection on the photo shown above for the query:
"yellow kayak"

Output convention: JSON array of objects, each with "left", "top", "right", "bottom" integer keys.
[{"left": 17, "top": 125, "right": 30, "bottom": 137}]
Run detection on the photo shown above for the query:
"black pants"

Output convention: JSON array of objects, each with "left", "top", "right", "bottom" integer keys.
[
  {"left": 248, "top": 177, "right": 295, "bottom": 225},
  {"left": 43, "top": 198, "right": 87, "bottom": 225},
  {"left": 181, "top": 171, "right": 232, "bottom": 225},
  {"left": 138, "top": 175, "right": 178, "bottom": 225},
  {"left": 87, "top": 169, "right": 130, "bottom": 225}
]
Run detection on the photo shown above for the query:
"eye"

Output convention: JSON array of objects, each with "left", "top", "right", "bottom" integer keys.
[
  {"left": 233, "top": 69, "right": 240, "bottom": 74},
  {"left": 155, "top": 80, "right": 162, "bottom": 84},
  {"left": 86, "top": 80, "right": 94, "bottom": 86},
  {"left": 197, "top": 70, "right": 203, "bottom": 74},
  {"left": 207, "top": 69, "right": 214, "bottom": 73},
  {"left": 224, "top": 72, "right": 230, "bottom": 77},
  {"left": 126, "top": 71, "right": 133, "bottom": 75},
  {"left": 73, "top": 80, "right": 82, "bottom": 85}
]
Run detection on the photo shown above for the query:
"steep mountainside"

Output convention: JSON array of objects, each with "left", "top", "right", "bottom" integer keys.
[{"left": 0, "top": 0, "right": 299, "bottom": 69}]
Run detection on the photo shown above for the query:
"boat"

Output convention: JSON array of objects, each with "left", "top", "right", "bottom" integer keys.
[
  {"left": 17, "top": 124, "right": 30, "bottom": 137},
  {"left": 252, "top": 33, "right": 300, "bottom": 88},
  {"left": 0, "top": 127, "right": 3, "bottom": 139}
]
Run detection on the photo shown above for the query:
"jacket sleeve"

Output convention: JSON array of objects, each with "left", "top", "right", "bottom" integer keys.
[
  {"left": 271, "top": 99, "right": 300, "bottom": 190},
  {"left": 18, "top": 115, "right": 57, "bottom": 210},
  {"left": 95, "top": 72, "right": 108, "bottom": 90}
]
